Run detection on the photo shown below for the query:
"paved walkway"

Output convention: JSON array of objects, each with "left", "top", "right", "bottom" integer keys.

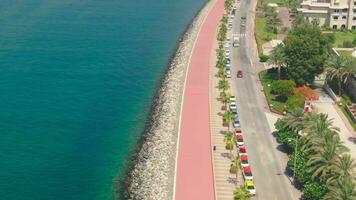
[
  {"left": 209, "top": 29, "right": 242, "bottom": 200},
  {"left": 175, "top": 0, "right": 225, "bottom": 199}
]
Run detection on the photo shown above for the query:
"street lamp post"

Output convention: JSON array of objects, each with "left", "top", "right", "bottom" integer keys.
[{"left": 289, "top": 130, "right": 302, "bottom": 183}]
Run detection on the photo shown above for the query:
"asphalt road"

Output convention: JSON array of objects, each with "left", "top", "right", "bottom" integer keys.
[{"left": 228, "top": 0, "right": 299, "bottom": 199}]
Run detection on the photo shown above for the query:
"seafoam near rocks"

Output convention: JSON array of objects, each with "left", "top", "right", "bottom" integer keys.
[{"left": 128, "top": 0, "right": 216, "bottom": 199}]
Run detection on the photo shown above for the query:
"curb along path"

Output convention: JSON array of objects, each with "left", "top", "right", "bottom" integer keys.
[{"left": 175, "top": 0, "right": 225, "bottom": 199}]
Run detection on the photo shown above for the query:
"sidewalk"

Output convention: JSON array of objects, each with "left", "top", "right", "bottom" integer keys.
[{"left": 175, "top": 0, "right": 225, "bottom": 199}]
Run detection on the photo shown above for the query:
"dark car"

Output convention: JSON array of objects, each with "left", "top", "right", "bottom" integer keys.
[{"left": 237, "top": 70, "right": 243, "bottom": 78}]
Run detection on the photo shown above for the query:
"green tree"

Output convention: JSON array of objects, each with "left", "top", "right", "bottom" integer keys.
[
  {"left": 223, "top": 110, "right": 234, "bottom": 131},
  {"left": 218, "top": 79, "right": 230, "bottom": 92},
  {"left": 282, "top": 108, "right": 306, "bottom": 131},
  {"left": 284, "top": 24, "right": 328, "bottom": 85},
  {"left": 307, "top": 131, "right": 348, "bottom": 182},
  {"left": 271, "top": 80, "right": 296, "bottom": 97},
  {"left": 218, "top": 67, "right": 226, "bottom": 79},
  {"left": 220, "top": 92, "right": 231, "bottom": 111},
  {"left": 268, "top": 43, "right": 285, "bottom": 79},
  {"left": 323, "top": 176, "right": 356, "bottom": 200},
  {"left": 234, "top": 185, "right": 251, "bottom": 200},
  {"left": 325, "top": 55, "right": 356, "bottom": 96},
  {"left": 332, "top": 154, "right": 356, "bottom": 181},
  {"left": 224, "top": 132, "right": 235, "bottom": 159},
  {"left": 230, "top": 155, "right": 242, "bottom": 183},
  {"left": 302, "top": 181, "right": 328, "bottom": 200}
]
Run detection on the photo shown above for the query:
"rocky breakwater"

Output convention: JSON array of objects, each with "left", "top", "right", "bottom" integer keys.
[{"left": 127, "top": 0, "right": 216, "bottom": 199}]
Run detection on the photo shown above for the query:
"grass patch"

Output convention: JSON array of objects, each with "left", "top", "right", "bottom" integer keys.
[
  {"left": 336, "top": 95, "right": 356, "bottom": 131},
  {"left": 338, "top": 50, "right": 353, "bottom": 57},
  {"left": 339, "top": 105, "right": 356, "bottom": 131},
  {"left": 262, "top": 0, "right": 287, "bottom": 5},
  {"left": 333, "top": 31, "right": 356, "bottom": 47},
  {"left": 255, "top": 15, "right": 277, "bottom": 54},
  {"left": 259, "top": 70, "right": 286, "bottom": 112}
]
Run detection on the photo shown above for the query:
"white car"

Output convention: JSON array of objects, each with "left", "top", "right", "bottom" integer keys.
[
  {"left": 233, "top": 120, "right": 240, "bottom": 128},
  {"left": 230, "top": 104, "right": 237, "bottom": 113},
  {"left": 243, "top": 166, "right": 254, "bottom": 181},
  {"left": 226, "top": 70, "right": 232, "bottom": 78},
  {"left": 230, "top": 101, "right": 236, "bottom": 106}
]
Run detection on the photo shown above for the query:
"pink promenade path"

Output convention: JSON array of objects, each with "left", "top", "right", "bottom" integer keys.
[{"left": 175, "top": 0, "right": 224, "bottom": 199}]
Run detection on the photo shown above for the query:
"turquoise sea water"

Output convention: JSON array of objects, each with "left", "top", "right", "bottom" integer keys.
[{"left": 0, "top": 0, "right": 206, "bottom": 199}]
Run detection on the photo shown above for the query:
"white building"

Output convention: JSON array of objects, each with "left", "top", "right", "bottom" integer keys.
[{"left": 298, "top": 0, "right": 356, "bottom": 30}]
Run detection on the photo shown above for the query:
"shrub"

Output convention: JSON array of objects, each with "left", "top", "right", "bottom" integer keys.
[
  {"left": 342, "top": 40, "right": 354, "bottom": 48},
  {"left": 302, "top": 182, "right": 328, "bottom": 200},
  {"left": 260, "top": 54, "right": 269, "bottom": 62},
  {"left": 286, "top": 92, "right": 305, "bottom": 110},
  {"left": 271, "top": 80, "right": 296, "bottom": 97},
  {"left": 295, "top": 86, "right": 319, "bottom": 100},
  {"left": 287, "top": 151, "right": 312, "bottom": 184}
]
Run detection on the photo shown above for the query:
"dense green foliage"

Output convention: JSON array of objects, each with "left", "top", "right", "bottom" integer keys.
[
  {"left": 283, "top": 24, "right": 330, "bottom": 85},
  {"left": 302, "top": 182, "right": 328, "bottom": 200},
  {"left": 259, "top": 54, "right": 269, "bottom": 62},
  {"left": 275, "top": 110, "right": 356, "bottom": 199},
  {"left": 270, "top": 80, "right": 296, "bottom": 97}
]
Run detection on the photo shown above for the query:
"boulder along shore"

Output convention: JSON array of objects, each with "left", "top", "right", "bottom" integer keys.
[{"left": 127, "top": 0, "right": 216, "bottom": 199}]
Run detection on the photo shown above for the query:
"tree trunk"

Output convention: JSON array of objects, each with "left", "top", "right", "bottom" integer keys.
[
  {"left": 278, "top": 66, "right": 281, "bottom": 80},
  {"left": 338, "top": 81, "right": 342, "bottom": 97}
]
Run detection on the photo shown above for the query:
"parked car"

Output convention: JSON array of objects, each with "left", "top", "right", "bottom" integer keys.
[
  {"left": 237, "top": 70, "right": 243, "bottom": 78},
  {"left": 233, "top": 119, "right": 240, "bottom": 128},
  {"left": 230, "top": 104, "right": 237, "bottom": 113},
  {"left": 240, "top": 154, "right": 249, "bottom": 167},
  {"left": 230, "top": 100, "right": 236, "bottom": 106},
  {"left": 235, "top": 134, "right": 244, "bottom": 146},
  {"left": 230, "top": 94, "right": 235, "bottom": 102},
  {"left": 243, "top": 166, "right": 253, "bottom": 181},
  {"left": 239, "top": 146, "right": 247, "bottom": 155},
  {"left": 226, "top": 64, "right": 231, "bottom": 70},
  {"left": 235, "top": 127, "right": 242, "bottom": 133},
  {"left": 226, "top": 58, "right": 231, "bottom": 64},
  {"left": 246, "top": 181, "right": 256, "bottom": 196},
  {"left": 226, "top": 70, "right": 232, "bottom": 78}
]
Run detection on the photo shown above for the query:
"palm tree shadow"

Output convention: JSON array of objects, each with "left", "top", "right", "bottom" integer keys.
[{"left": 221, "top": 152, "right": 231, "bottom": 158}]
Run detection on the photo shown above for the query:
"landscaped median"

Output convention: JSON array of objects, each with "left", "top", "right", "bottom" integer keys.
[{"left": 259, "top": 69, "right": 318, "bottom": 114}]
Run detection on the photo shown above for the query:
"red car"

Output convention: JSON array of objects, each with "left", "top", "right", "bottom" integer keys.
[{"left": 237, "top": 70, "right": 243, "bottom": 78}]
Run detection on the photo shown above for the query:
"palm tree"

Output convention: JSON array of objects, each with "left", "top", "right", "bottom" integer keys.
[
  {"left": 268, "top": 43, "right": 285, "bottom": 79},
  {"left": 230, "top": 155, "right": 242, "bottom": 184},
  {"left": 223, "top": 110, "right": 234, "bottom": 131},
  {"left": 325, "top": 55, "right": 356, "bottom": 96},
  {"left": 323, "top": 176, "right": 356, "bottom": 200},
  {"left": 218, "top": 79, "right": 230, "bottom": 92},
  {"left": 234, "top": 185, "right": 251, "bottom": 200},
  {"left": 302, "top": 113, "right": 340, "bottom": 151},
  {"left": 332, "top": 154, "right": 356, "bottom": 181},
  {"left": 220, "top": 92, "right": 231, "bottom": 111},
  {"left": 224, "top": 133, "right": 235, "bottom": 159},
  {"left": 218, "top": 67, "right": 226, "bottom": 79},
  {"left": 283, "top": 109, "right": 306, "bottom": 131},
  {"left": 308, "top": 131, "right": 348, "bottom": 182}
]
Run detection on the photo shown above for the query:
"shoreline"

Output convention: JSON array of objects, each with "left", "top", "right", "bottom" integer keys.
[{"left": 125, "top": 0, "right": 215, "bottom": 199}]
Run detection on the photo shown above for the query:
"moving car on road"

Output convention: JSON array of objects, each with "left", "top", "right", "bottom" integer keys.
[
  {"left": 237, "top": 70, "right": 243, "bottom": 78},
  {"left": 246, "top": 181, "right": 256, "bottom": 196},
  {"left": 243, "top": 166, "right": 253, "bottom": 181}
]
